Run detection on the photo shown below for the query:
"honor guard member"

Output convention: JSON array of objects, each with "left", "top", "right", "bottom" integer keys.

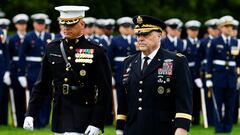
[
  {"left": 102, "top": 19, "right": 115, "bottom": 46},
  {"left": 23, "top": 5, "right": 112, "bottom": 135},
  {"left": 83, "top": 17, "right": 97, "bottom": 41},
  {"left": 94, "top": 19, "right": 105, "bottom": 40},
  {"left": 161, "top": 18, "right": 185, "bottom": 53},
  {"left": 197, "top": 18, "right": 220, "bottom": 126},
  {"left": 232, "top": 19, "right": 240, "bottom": 124},
  {"left": 116, "top": 15, "right": 192, "bottom": 135},
  {"left": 206, "top": 15, "right": 240, "bottom": 133},
  {"left": 108, "top": 17, "right": 137, "bottom": 125},
  {"left": 183, "top": 20, "right": 202, "bottom": 125},
  {"left": 18, "top": 13, "right": 52, "bottom": 128},
  {"left": 45, "top": 18, "right": 55, "bottom": 40},
  {"left": 0, "top": 18, "right": 10, "bottom": 125},
  {"left": 7, "top": 13, "right": 29, "bottom": 127}
]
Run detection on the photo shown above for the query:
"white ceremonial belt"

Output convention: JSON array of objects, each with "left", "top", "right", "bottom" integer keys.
[
  {"left": 114, "top": 56, "right": 127, "bottom": 62},
  {"left": 188, "top": 62, "right": 195, "bottom": 67},
  {"left": 12, "top": 56, "right": 19, "bottom": 61},
  {"left": 213, "top": 60, "right": 236, "bottom": 66},
  {"left": 26, "top": 56, "right": 42, "bottom": 62}
]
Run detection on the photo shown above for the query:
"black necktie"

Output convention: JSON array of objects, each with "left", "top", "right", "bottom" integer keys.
[
  {"left": 39, "top": 33, "right": 42, "bottom": 40},
  {"left": 142, "top": 57, "right": 149, "bottom": 74},
  {"left": 226, "top": 38, "right": 229, "bottom": 46}
]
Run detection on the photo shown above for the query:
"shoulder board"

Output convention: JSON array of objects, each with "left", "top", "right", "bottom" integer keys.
[{"left": 176, "top": 53, "right": 185, "bottom": 57}]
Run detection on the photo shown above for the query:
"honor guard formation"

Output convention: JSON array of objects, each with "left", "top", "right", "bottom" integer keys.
[{"left": 0, "top": 4, "right": 239, "bottom": 135}]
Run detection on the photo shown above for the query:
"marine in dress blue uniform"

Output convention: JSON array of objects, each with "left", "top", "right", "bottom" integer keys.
[
  {"left": 116, "top": 15, "right": 192, "bottom": 135},
  {"left": 183, "top": 20, "right": 202, "bottom": 125},
  {"left": 0, "top": 18, "right": 10, "bottom": 125},
  {"left": 23, "top": 6, "right": 112, "bottom": 135},
  {"left": 196, "top": 18, "right": 220, "bottom": 126},
  {"left": 7, "top": 14, "right": 29, "bottom": 127},
  {"left": 18, "top": 13, "right": 52, "bottom": 128},
  {"left": 206, "top": 16, "right": 240, "bottom": 133},
  {"left": 161, "top": 18, "right": 185, "bottom": 53}
]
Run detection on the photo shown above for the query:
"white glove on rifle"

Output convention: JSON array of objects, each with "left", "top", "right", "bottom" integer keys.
[
  {"left": 206, "top": 80, "right": 213, "bottom": 88},
  {"left": 18, "top": 76, "right": 27, "bottom": 88},
  {"left": 23, "top": 116, "right": 34, "bottom": 131},
  {"left": 84, "top": 125, "right": 100, "bottom": 135},
  {"left": 194, "top": 78, "right": 203, "bottom": 88},
  {"left": 3, "top": 71, "right": 11, "bottom": 86}
]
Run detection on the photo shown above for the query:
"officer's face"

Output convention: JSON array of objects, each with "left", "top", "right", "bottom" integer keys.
[
  {"left": 63, "top": 19, "right": 85, "bottom": 39},
  {"left": 136, "top": 31, "right": 161, "bottom": 55},
  {"left": 208, "top": 27, "right": 220, "bottom": 38},
  {"left": 220, "top": 25, "right": 233, "bottom": 36},
  {"left": 15, "top": 23, "right": 27, "bottom": 32},
  {"left": 84, "top": 26, "right": 95, "bottom": 35},
  {"left": 187, "top": 29, "right": 199, "bottom": 38},
  {"left": 33, "top": 22, "right": 45, "bottom": 32},
  {"left": 119, "top": 26, "right": 133, "bottom": 35},
  {"left": 166, "top": 27, "right": 178, "bottom": 37}
]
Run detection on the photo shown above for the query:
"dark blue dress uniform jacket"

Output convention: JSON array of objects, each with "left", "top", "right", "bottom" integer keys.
[
  {"left": 206, "top": 36, "right": 240, "bottom": 88},
  {"left": 25, "top": 36, "right": 112, "bottom": 133},
  {"left": 108, "top": 35, "right": 137, "bottom": 84},
  {"left": 116, "top": 48, "right": 193, "bottom": 135},
  {"left": 161, "top": 37, "right": 185, "bottom": 53}
]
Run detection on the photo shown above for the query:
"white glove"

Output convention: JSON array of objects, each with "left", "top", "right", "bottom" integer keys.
[
  {"left": 3, "top": 71, "right": 11, "bottom": 86},
  {"left": 206, "top": 80, "right": 213, "bottom": 88},
  {"left": 23, "top": 116, "right": 34, "bottom": 131},
  {"left": 174, "top": 128, "right": 187, "bottom": 135},
  {"left": 84, "top": 125, "right": 100, "bottom": 135},
  {"left": 112, "top": 76, "right": 116, "bottom": 87},
  {"left": 116, "top": 130, "right": 124, "bottom": 135},
  {"left": 18, "top": 76, "right": 27, "bottom": 88},
  {"left": 237, "top": 77, "right": 240, "bottom": 89},
  {"left": 194, "top": 78, "right": 203, "bottom": 88}
]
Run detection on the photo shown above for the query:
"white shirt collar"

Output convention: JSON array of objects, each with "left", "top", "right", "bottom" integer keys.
[
  {"left": 167, "top": 34, "right": 177, "bottom": 42},
  {"left": 188, "top": 37, "right": 198, "bottom": 44},
  {"left": 209, "top": 35, "right": 214, "bottom": 39},
  {"left": 141, "top": 47, "right": 160, "bottom": 61},
  {"left": 221, "top": 34, "right": 231, "bottom": 43},
  {"left": 17, "top": 31, "right": 26, "bottom": 39}
]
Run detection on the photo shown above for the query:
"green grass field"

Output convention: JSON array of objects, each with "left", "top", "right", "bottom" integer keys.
[{"left": 1, "top": 123, "right": 240, "bottom": 135}]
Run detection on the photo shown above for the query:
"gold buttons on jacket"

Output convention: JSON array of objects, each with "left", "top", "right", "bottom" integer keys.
[
  {"left": 139, "top": 89, "right": 142, "bottom": 93},
  {"left": 69, "top": 46, "right": 73, "bottom": 50},
  {"left": 64, "top": 78, "right": 68, "bottom": 82},
  {"left": 139, "top": 81, "right": 143, "bottom": 84},
  {"left": 67, "top": 57, "right": 71, "bottom": 60},
  {"left": 138, "top": 98, "right": 142, "bottom": 102},
  {"left": 138, "top": 107, "right": 142, "bottom": 111}
]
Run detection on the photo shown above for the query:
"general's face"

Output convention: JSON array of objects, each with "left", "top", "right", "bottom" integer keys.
[
  {"left": 136, "top": 31, "right": 161, "bottom": 55},
  {"left": 62, "top": 19, "right": 85, "bottom": 39}
]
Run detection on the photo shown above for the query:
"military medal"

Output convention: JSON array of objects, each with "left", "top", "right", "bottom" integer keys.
[
  {"left": 157, "top": 86, "right": 164, "bottom": 95},
  {"left": 75, "top": 48, "right": 94, "bottom": 63},
  {"left": 80, "top": 70, "right": 86, "bottom": 76},
  {"left": 231, "top": 46, "right": 239, "bottom": 56}
]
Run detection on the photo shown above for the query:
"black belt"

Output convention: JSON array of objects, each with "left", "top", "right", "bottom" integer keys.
[{"left": 57, "top": 84, "right": 82, "bottom": 95}]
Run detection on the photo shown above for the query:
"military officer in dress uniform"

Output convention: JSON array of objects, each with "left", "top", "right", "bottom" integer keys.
[
  {"left": 183, "top": 20, "right": 202, "bottom": 125},
  {"left": 7, "top": 13, "right": 29, "bottom": 127},
  {"left": 18, "top": 13, "right": 52, "bottom": 128},
  {"left": 0, "top": 18, "right": 10, "bottom": 125},
  {"left": 206, "top": 15, "right": 240, "bottom": 133},
  {"left": 161, "top": 18, "right": 185, "bottom": 53},
  {"left": 23, "top": 5, "right": 112, "bottom": 135},
  {"left": 196, "top": 18, "right": 220, "bottom": 126},
  {"left": 116, "top": 15, "right": 192, "bottom": 135}
]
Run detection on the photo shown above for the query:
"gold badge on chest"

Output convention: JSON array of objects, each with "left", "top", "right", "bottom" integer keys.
[
  {"left": 75, "top": 49, "right": 94, "bottom": 63},
  {"left": 231, "top": 46, "right": 239, "bottom": 56}
]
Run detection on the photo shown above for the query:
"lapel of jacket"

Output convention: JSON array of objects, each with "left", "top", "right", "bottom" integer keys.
[{"left": 131, "top": 53, "right": 142, "bottom": 79}]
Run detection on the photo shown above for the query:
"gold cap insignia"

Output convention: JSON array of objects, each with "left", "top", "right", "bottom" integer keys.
[{"left": 137, "top": 16, "right": 143, "bottom": 24}]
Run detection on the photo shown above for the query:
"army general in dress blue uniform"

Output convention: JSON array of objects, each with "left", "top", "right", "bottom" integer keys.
[
  {"left": 23, "top": 6, "right": 112, "bottom": 135},
  {"left": 116, "top": 15, "right": 192, "bottom": 135}
]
